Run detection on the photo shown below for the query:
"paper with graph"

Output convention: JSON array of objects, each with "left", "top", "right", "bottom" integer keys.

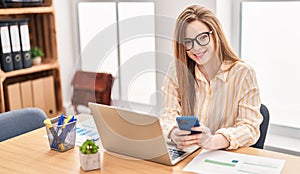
[
  {"left": 184, "top": 149, "right": 285, "bottom": 174},
  {"left": 75, "top": 117, "right": 100, "bottom": 146}
]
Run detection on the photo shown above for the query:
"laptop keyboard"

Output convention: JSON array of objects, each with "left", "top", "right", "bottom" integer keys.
[{"left": 168, "top": 148, "right": 186, "bottom": 160}]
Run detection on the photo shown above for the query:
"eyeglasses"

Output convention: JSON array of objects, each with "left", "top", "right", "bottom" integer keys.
[{"left": 184, "top": 31, "right": 213, "bottom": 51}]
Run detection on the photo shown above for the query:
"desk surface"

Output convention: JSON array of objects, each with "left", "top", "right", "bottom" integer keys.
[{"left": 1, "top": 117, "right": 300, "bottom": 173}]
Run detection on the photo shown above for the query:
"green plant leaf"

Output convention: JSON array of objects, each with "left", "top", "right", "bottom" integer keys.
[
  {"left": 80, "top": 139, "right": 99, "bottom": 154},
  {"left": 30, "top": 46, "right": 45, "bottom": 58}
]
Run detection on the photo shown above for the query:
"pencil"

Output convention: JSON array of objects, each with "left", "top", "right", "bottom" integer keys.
[{"left": 44, "top": 119, "right": 65, "bottom": 151}]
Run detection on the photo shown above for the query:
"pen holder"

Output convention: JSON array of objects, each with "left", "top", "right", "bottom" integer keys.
[{"left": 45, "top": 116, "right": 77, "bottom": 152}]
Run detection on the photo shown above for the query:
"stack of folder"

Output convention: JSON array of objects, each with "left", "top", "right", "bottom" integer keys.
[
  {"left": 6, "top": 76, "right": 57, "bottom": 117},
  {"left": 0, "top": 0, "right": 43, "bottom": 8},
  {"left": 0, "top": 18, "right": 32, "bottom": 72}
]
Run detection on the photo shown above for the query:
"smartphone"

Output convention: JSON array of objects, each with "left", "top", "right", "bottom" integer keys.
[{"left": 176, "top": 116, "right": 202, "bottom": 134}]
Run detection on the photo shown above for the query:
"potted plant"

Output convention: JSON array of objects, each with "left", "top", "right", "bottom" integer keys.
[
  {"left": 79, "top": 139, "right": 101, "bottom": 171},
  {"left": 30, "top": 46, "right": 44, "bottom": 65}
]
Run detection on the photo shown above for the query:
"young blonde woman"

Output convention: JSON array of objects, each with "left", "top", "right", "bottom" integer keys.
[{"left": 160, "top": 5, "right": 263, "bottom": 150}]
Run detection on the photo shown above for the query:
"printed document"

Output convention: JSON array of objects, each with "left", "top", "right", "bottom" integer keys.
[
  {"left": 75, "top": 117, "right": 100, "bottom": 146},
  {"left": 184, "top": 149, "right": 285, "bottom": 174}
]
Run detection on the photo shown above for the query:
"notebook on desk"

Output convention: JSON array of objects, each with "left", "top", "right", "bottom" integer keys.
[{"left": 88, "top": 102, "right": 200, "bottom": 165}]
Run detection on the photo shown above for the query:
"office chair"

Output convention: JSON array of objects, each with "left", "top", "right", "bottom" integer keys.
[
  {"left": 251, "top": 104, "right": 270, "bottom": 149},
  {"left": 71, "top": 71, "right": 114, "bottom": 113},
  {"left": 0, "top": 108, "right": 47, "bottom": 142}
]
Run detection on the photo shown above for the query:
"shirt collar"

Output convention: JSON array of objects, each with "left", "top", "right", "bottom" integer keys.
[
  {"left": 195, "top": 60, "right": 234, "bottom": 82},
  {"left": 195, "top": 65, "right": 207, "bottom": 82}
]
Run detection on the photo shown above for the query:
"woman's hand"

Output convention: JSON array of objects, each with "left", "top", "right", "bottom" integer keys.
[
  {"left": 191, "top": 125, "right": 212, "bottom": 146},
  {"left": 170, "top": 125, "right": 230, "bottom": 150},
  {"left": 192, "top": 126, "right": 230, "bottom": 150},
  {"left": 169, "top": 127, "right": 201, "bottom": 149}
]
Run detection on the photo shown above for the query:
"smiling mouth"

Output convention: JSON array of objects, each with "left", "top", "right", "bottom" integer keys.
[{"left": 194, "top": 51, "right": 206, "bottom": 59}]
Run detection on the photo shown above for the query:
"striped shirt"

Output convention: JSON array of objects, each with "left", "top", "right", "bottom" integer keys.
[{"left": 160, "top": 60, "right": 263, "bottom": 149}]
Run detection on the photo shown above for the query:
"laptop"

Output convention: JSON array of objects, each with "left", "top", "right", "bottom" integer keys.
[{"left": 88, "top": 102, "right": 200, "bottom": 165}]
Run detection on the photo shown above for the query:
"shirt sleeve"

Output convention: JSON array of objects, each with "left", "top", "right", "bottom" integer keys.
[
  {"left": 215, "top": 68, "right": 263, "bottom": 150},
  {"left": 159, "top": 63, "right": 182, "bottom": 139}
]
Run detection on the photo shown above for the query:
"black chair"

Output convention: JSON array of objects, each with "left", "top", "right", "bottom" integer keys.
[{"left": 251, "top": 104, "right": 270, "bottom": 149}]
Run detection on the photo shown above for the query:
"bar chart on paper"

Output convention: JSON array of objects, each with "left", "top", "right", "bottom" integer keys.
[
  {"left": 75, "top": 117, "right": 100, "bottom": 146},
  {"left": 184, "top": 150, "right": 285, "bottom": 174}
]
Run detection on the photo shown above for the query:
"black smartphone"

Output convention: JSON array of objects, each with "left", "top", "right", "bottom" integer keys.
[{"left": 176, "top": 116, "right": 202, "bottom": 134}]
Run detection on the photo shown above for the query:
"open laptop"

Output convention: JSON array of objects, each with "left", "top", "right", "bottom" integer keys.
[{"left": 88, "top": 102, "right": 200, "bottom": 165}]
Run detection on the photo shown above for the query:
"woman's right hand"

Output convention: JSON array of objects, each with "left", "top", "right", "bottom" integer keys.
[{"left": 169, "top": 127, "right": 201, "bottom": 149}]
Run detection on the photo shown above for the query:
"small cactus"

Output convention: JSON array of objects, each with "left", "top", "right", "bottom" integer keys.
[{"left": 79, "top": 140, "right": 99, "bottom": 154}]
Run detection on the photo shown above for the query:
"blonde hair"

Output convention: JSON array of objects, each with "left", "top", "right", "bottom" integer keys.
[{"left": 174, "top": 5, "right": 240, "bottom": 115}]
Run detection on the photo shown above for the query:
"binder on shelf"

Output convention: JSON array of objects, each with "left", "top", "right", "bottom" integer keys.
[
  {"left": 32, "top": 77, "right": 46, "bottom": 111},
  {"left": 0, "top": 22, "right": 13, "bottom": 72},
  {"left": 20, "top": 80, "right": 33, "bottom": 107},
  {"left": 9, "top": 21, "right": 23, "bottom": 70},
  {"left": 7, "top": 83, "right": 22, "bottom": 110},
  {"left": 18, "top": 19, "right": 32, "bottom": 69},
  {"left": 43, "top": 76, "right": 56, "bottom": 117},
  {"left": 32, "top": 76, "right": 57, "bottom": 117},
  {"left": 0, "top": 0, "right": 43, "bottom": 8}
]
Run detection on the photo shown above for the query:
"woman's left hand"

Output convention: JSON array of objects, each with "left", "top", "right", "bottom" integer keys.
[
  {"left": 192, "top": 126, "right": 230, "bottom": 150},
  {"left": 191, "top": 125, "right": 212, "bottom": 147}
]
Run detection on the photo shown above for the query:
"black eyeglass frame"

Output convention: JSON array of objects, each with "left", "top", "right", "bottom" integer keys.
[{"left": 184, "top": 30, "right": 213, "bottom": 51}]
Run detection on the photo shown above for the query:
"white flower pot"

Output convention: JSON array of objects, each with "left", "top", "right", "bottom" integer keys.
[
  {"left": 32, "top": 56, "right": 42, "bottom": 65},
  {"left": 79, "top": 151, "right": 101, "bottom": 171}
]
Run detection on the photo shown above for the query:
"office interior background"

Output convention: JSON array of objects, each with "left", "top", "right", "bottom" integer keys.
[{"left": 53, "top": 0, "right": 300, "bottom": 156}]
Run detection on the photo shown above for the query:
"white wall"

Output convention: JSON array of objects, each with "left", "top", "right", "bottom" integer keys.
[
  {"left": 53, "top": 0, "right": 77, "bottom": 112},
  {"left": 216, "top": 0, "right": 232, "bottom": 44}
]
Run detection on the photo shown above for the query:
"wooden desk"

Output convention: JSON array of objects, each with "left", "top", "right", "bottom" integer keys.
[{"left": 0, "top": 120, "right": 300, "bottom": 173}]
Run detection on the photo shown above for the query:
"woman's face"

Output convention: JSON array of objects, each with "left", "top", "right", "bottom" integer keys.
[{"left": 184, "top": 20, "right": 215, "bottom": 66}]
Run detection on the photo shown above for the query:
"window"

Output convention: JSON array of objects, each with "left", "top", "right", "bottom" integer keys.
[
  {"left": 76, "top": 1, "right": 156, "bottom": 109},
  {"left": 118, "top": 2, "right": 156, "bottom": 106},
  {"left": 240, "top": 1, "right": 300, "bottom": 128}
]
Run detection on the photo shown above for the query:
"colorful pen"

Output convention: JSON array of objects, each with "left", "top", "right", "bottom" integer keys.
[
  {"left": 44, "top": 119, "right": 65, "bottom": 151},
  {"left": 51, "top": 114, "right": 65, "bottom": 148}
]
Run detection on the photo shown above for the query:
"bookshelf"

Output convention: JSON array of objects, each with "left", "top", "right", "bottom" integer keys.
[{"left": 0, "top": 0, "right": 63, "bottom": 118}]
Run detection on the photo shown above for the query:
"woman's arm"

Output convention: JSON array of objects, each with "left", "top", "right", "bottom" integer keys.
[
  {"left": 215, "top": 68, "right": 263, "bottom": 149},
  {"left": 159, "top": 64, "right": 182, "bottom": 139}
]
